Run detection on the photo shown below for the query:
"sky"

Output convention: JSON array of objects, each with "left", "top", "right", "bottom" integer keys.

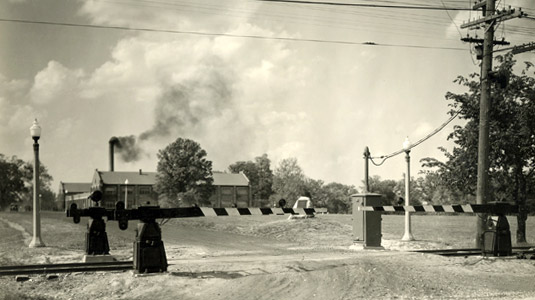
[{"left": 1, "top": 0, "right": 534, "bottom": 193}]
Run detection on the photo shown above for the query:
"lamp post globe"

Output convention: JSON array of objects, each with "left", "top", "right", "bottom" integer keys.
[
  {"left": 401, "top": 136, "right": 414, "bottom": 241},
  {"left": 30, "top": 119, "right": 41, "bottom": 142},
  {"left": 29, "top": 119, "right": 45, "bottom": 248},
  {"left": 403, "top": 136, "right": 411, "bottom": 152}
]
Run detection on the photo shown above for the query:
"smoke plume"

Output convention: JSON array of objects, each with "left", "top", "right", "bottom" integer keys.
[
  {"left": 140, "top": 64, "right": 233, "bottom": 141},
  {"left": 113, "top": 59, "right": 234, "bottom": 163},
  {"left": 112, "top": 135, "right": 144, "bottom": 162}
]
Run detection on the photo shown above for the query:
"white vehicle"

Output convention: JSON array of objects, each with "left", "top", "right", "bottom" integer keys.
[{"left": 292, "top": 196, "right": 314, "bottom": 209}]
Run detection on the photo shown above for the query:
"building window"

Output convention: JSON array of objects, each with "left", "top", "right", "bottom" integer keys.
[
  {"left": 236, "top": 187, "right": 249, "bottom": 208},
  {"left": 120, "top": 186, "right": 134, "bottom": 195},
  {"left": 105, "top": 187, "right": 117, "bottom": 195},
  {"left": 236, "top": 187, "right": 249, "bottom": 195},
  {"left": 221, "top": 187, "right": 233, "bottom": 195},
  {"left": 139, "top": 186, "right": 152, "bottom": 195}
]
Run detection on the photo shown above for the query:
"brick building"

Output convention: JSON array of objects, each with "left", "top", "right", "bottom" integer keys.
[{"left": 86, "top": 170, "right": 251, "bottom": 209}]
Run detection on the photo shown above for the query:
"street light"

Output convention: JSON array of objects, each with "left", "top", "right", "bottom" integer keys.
[
  {"left": 64, "top": 190, "right": 68, "bottom": 211},
  {"left": 401, "top": 137, "right": 414, "bottom": 241},
  {"left": 29, "top": 119, "right": 45, "bottom": 248},
  {"left": 124, "top": 179, "right": 129, "bottom": 209}
]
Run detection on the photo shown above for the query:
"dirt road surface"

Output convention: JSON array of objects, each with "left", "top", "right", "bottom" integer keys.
[{"left": 1, "top": 212, "right": 535, "bottom": 299}]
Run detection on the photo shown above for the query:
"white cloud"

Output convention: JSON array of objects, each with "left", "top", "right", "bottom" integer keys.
[
  {"left": 2, "top": 0, "right": 474, "bottom": 191},
  {"left": 30, "top": 61, "right": 85, "bottom": 105},
  {"left": 78, "top": 0, "right": 257, "bottom": 32},
  {"left": 0, "top": 73, "right": 36, "bottom": 159},
  {"left": 445, "top": 11, "right": 469, "bottom": 39}
]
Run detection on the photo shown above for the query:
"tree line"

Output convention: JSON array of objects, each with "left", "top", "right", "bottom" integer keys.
[{"left": 153, "top": 138, "right": 357, "bottom": 213}]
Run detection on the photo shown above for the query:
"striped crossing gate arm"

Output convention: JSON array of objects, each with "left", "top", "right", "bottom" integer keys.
[
  {"left": 357, "top": 204, "right": 519, "bottom": 214},
  {"left": 69, "top": 204, "right": 321, "bottom": 227},
  {"left": 196, "top": 207, "right": 317, "bottom": 217}
]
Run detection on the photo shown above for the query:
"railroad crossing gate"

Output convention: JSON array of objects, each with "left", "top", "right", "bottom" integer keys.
[
  {"left": 68, "top": 198, "right": 319, "bottom": 274},
  {"left": 355, "top": 199, "right": 519, "bottom": 256}
]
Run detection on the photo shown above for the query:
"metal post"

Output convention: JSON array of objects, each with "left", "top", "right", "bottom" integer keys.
[
  {"left": 476, "top": 0, "right": 495, "bottom": 248},
  {"left": 29, "top": 138, "right": 45, "bottom": 248},
  {"left": 124, "top": 179, "right": 129, "bottom": 209},
  {"left": 363, "top": 147, "right": 370, "bottom": 193},
  {"left": 64, "top": 189, "right": 68, "bottom": 211},
  {"left": 401, "top": 150, "right": 414, "bottom": 241}
]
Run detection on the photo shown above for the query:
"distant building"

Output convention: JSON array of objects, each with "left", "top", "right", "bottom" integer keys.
[
  {"left": 209, "top": 172, "right": 251, "bottom": 207},
  {"left": 91, "top": 169, "right": 158, "bottom": 209},
  {"left": 57, "top": 182, "right": 92, "bottom": 210},
  {"left": 86, "top": 169, "right": 251, "bottom": 208}
]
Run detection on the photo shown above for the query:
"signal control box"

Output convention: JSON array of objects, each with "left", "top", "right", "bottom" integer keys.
[
  {"left": 482, "top": 214, "right": 512, "bottom": 256},
  {"left": 352, "top": 193, "right": 383, "bottom": 249}
]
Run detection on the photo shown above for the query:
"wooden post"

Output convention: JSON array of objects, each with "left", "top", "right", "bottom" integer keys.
[{"left": 475, "top": 0, "right": 495, "bottom": 248}]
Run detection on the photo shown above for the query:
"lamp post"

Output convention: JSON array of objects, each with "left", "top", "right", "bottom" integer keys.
[
  {"left": 401, "top": 137, "right": 414, "bottom": 241},
  {"left": 29, "top": 119, "right": 45, "bottom": 248},
  {"left": 124, "top": 179, "right": 129, "bottom": 209},
  {"left": 64, "top": 190, "right": 68, "bottom": 211}
]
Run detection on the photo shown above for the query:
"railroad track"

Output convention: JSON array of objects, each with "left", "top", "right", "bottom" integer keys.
[
  {"left": 412, "top": 246, "right": 535, "bottom": 257},
  {"left": 0, "top": 260, "right": 133, "bottom": 276}
]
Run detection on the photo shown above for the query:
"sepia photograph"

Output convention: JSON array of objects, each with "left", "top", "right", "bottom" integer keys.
[{"left": 1, "top": 0, "right": 535, "bottom": 299}]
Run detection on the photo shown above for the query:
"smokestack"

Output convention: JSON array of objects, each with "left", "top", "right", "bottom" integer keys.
[{"left": 109, "top": 137, "right": 118, "bottom": 171}]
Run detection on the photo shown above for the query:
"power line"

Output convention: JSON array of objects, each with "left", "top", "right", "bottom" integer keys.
[
  {"left": 0, "top": 18, "right": 468, "bottom": 51},
  {"left": 258, "top": 0, "right": 474, "bottom": 11},
  {"left": 369, "top": 111, "right": 461, "bottom": 166},
  {"left": 54, "top": 0, "right": 528, "bottom": 51}
]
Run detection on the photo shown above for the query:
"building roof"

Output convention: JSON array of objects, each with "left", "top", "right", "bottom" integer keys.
[
  {"left": 95, "top": 170, "right": 157, "bottom": 185},
  {"left": 59, "top": 182, "right": 92, "bottom": 194},
  {"left": 212, "top": 172, "right": 249, "bottom": 186},
  {"left": 94, "top": 170, "right": 249, "bottom": 187}
]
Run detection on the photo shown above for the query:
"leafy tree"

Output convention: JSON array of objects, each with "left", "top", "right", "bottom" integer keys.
[
  {"left": 364, "top": 175, "right": 398, "bottom": 206},
  {"left": 254, "top": 154, "right": 275, "bottom": 200},
  {"left": 363, "top": 175, "right": 441, "bottom": 206},
  {"left": 303, "top": 178, "right": 328, "bottom": 207},
  {"left": 21, "top": 160, "right": 55, "bottom": 210},
  {"left": 322, "top": 182, "right": 358, "bottom": 214},
  {"left": 416, "top": 170, "right": 474, "bottom": 205},
  {"left": 422, "top": 54, "right": 535, "bottom": 243},
  {"left": 393, "top": 176, "right": 424, "bottom": 206},
  {"left": 228, "top": 153, "right": 274, "bottom": 202},
  {"left": 40, "top": 189, "right": 57, "bottom": 211},
  {"left": 0, "top": 154, "right": 56, "bottom": 211},
  {"left": 0, "top": 154, "right": 26, "bottom": 209},
  {"left": 271, "top": 157, "right": 307, "bottom": 207},
  {"left": 155, "top": 138, "right": 214, "bottom": 207}
]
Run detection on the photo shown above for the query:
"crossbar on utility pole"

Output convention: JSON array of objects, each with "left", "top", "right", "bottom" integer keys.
[
  {"left": 511, "top": 42, "right": 535, "bottom": 55},
  {"left": 460, "top": 8, "right": 523, "bottom": 29},
  {"left": 473, "top": 0, "right": 487, "bottom": 10}
]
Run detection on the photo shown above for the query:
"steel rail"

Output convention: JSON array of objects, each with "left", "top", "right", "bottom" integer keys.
[
  {"left": 412, "top": 246, "right": 535, "bottom": 257},
  {"left": 0, "top": 261, "right": 133, "bottom": 276}
]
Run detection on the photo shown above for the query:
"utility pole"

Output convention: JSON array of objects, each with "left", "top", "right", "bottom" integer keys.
[
  {"left": 461, "top": 0, "right": 525, "bottom": 248},
  {"left": 475, "top": 0, "right": 494, "bottom": 249}
]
